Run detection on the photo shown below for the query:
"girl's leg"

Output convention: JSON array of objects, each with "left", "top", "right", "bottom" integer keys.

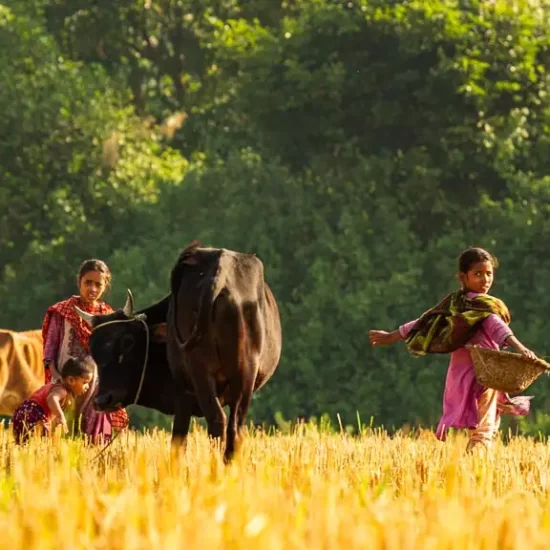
[
  {"left": 466, "top": 387, "right": 498, "bottom": 451},
  {"left": 12, "top": 401, "right": 47, "bottom": 444}
]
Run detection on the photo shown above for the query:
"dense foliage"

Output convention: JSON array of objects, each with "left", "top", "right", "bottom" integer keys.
[{"left": 2, "top": 0, "right": 550, "bottom": 431}]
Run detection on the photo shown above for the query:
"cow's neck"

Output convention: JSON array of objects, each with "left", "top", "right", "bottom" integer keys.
[
  {"left": 137, "top": 294, "right": 171, "bottom": 325},
  {"left": 132, "top": 355, "right": 175, "bottom": 416}
]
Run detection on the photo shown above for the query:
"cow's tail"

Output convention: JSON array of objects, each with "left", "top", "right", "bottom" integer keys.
[{"left": 172, "top": 255, "right": 224, "bottom": 353}]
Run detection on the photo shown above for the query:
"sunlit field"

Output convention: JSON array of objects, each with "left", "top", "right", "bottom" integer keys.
[{"left": 1, "top": 424, "right": 550, "bottom": 549}]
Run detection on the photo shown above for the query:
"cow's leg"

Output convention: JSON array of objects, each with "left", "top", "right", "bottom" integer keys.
[
  {"left": 167, "top": 335, "right": 197, "bottom": 451},
  {"left": 237, "top": 378, "right": 255, "bottom": 430},
  {"left": 225, "top": 365, "right": 258, "bottom": 462},
  {"left": 171, "top": 391, "right": 195, "bottom": 449},
  {"left": 187, "top": 360, "right": 227, "bottom": 449},
  {"left": 225, "top": 398, "right": 242, "bottom": 463}
]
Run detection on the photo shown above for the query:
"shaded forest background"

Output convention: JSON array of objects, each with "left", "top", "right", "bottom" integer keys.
[{"left": 2, "top": 0, "right": 550, "bottom": 434}]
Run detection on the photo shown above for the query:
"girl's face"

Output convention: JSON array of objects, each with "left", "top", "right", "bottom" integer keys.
[
  {"left": 78, "top": 270, "right": 107, "bottom": 304},
  {"left": 459, "top": 260, "right": 494, "bottom": 294},
  {"left": 65, "top": 373, "right": 93, "bottom": 396}
]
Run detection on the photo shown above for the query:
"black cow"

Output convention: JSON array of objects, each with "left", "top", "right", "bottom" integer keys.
[{"left": 76, "top": 243, "right": 282, "bottom": 461}]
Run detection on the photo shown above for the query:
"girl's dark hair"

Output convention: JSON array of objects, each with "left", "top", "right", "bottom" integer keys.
[
  {"left": 77, "top": 259, "right": 112, "bottom": 288},
  {"left": 61, "top": 357, "right": 94, "bottom": 379},
  {"left": 458, "top": 247, "right": 499, "bottom": 273}
]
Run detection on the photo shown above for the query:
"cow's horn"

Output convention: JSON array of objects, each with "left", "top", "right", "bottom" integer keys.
[
  {"left": 74, "top": 305, "right": 95, "bottom": 326},
  {"left": 123, "top": 289, "right": 134, "bottom": 317}
]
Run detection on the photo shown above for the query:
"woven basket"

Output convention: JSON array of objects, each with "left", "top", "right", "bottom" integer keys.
[{"left": 471, "top": 347, "right": 550, "bottom": 393}]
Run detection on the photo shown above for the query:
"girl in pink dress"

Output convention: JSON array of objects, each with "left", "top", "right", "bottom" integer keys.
[{"left": 369, "top": 247, "right": 537, "bottom": 451}]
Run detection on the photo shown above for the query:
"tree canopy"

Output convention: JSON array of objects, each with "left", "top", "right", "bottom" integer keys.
[{"left": 2, "top": 0, "right": 550, "bottom": 432}]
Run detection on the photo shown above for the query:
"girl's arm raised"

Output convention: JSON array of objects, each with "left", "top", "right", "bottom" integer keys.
[
  {"left": 369, "top": 329, "right": 404, "bottom": 346},
  {"left": 46, "top": 387, "right": 69, "bottom": 434},
  {"left": 370, "top": 319, "right": 418, "bottom": 347}
]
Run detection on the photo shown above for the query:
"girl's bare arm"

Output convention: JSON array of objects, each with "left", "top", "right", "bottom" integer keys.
[
  {"left": 369, "top": 329, "right": 404, "bottom": 346},
  {"left": 505, "top": 335, "right": 537, "bottom": 361},
  {"left": 46, "top": 387, "right": 69, "bottom": 433}
]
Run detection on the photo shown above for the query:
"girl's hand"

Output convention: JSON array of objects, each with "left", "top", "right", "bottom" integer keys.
[
  {"left": 46, "top": 362, "right": 62, "bottom": 383},
  {"left": 369, "top": 329, "right": 401, "bottom": 347},
  {"left": 519, "top": 346, "right": 537, "bottom": 362},
  {"left": 53, "top": 415, "right": 68, "bottom": 435},
  {"left": 505, "top": 335, "right": 538, "bottom": 362},
  {"left": 60, "top": 417, "right": 69, "bottom": 434}
]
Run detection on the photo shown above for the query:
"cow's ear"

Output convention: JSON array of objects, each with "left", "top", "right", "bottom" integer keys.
[{"left": 150, "top": 323, "right": 167, "bottom": 343}]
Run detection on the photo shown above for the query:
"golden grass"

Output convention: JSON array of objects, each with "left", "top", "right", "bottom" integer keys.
[{"left": 0, "top": 425, "right": 550, "bottom": 549}]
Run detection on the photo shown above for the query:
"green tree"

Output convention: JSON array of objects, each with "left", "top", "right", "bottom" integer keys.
[
  {"left": 0, "top": 1, "right": 185, "bottom": 328},
  {"left": 4, "top": 0, "right": 550, "bottom": 432}
]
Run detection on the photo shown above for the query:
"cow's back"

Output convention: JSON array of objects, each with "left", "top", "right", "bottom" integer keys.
[{"left": 0, "top": 329, "right": 44, "bottom": 415}]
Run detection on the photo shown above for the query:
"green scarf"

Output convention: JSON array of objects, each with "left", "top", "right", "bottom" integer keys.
[{"left": 405, "top": 289, "right": 511, "bottom": 357}]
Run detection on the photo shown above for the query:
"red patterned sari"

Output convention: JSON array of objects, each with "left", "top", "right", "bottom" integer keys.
[{"left": 42, "top": 296, "right": 129, "bottom": 442}]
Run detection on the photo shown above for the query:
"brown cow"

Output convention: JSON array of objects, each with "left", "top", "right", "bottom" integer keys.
[
  {"left": 0, "top": 329, "right": 44, "bottom": 415},
  {"left": 78, "top": 242, "right": 282, "bottom": 461}
]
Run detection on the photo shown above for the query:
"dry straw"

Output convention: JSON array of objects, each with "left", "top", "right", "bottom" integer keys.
[{"left": 471, "top": 347, "right": 550, "bottom": 393}]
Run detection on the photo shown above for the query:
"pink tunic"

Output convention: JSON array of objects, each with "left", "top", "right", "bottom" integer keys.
[{"left": 400, "top": 297, "right": 531, "bottom": 439}]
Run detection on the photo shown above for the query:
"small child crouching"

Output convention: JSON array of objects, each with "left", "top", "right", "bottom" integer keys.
[{"left": 12, "top": 357, "right": 93, "bottom": 444}]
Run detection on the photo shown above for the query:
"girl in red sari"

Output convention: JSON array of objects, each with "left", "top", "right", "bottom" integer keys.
[{"left": 42, "top": 259, "right": 129, "bottom": 443}]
